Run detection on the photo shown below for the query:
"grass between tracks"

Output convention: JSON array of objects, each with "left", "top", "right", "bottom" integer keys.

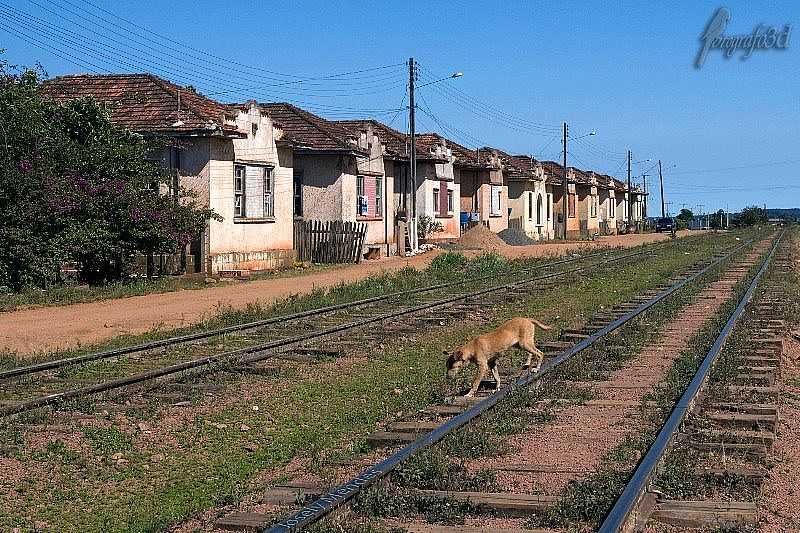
[
  {"left": 330, "top": 234, "right": 762, "bottom": 532},
  {"left": 0, "top": 231, "right": 752, "bottom": 532},
  {"left": 0, "top": 243, "right": 608, "bottom": 367},
  {"left": 652, "top": 227, "right": 800, "bottom": 506},
  {"left": 525, "top": 231, "right": 781, "bottom": 531}
]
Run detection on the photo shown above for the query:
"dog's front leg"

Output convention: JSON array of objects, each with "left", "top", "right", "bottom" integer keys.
[
  {"left": 533, "top": 349, "right": 545, "bottom": 372},
  {"left": 465, "top": 362, "right": 488, "bottom": 397},
  {"left": 491, "top": 362, "right": 501, "bottom": 390}
]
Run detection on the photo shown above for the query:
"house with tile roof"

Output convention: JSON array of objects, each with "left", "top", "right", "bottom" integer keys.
[
  {"left": 42, "top": 74, "right": 295, "bottom": 274},
  {"left": 417, "top": 137, "right": 508, "bottom": 237},
  {"left": 608, "top": 177, "right": 646, "bottom": 231},
  {"left": 259, "top": 105, "right": 412, "bottom": 256},
  {"left": 540, "top": 161, "right": 577, "bottom": 238},
  {"left": 595, "top": 174, "right": 620, "bottom": 234},
  {"left": 333, "top": 119, "right": 417, "bottom": 252},
  {"left": 574, "top": 168, "right": 601, "bottom": 237},
  {"left": 491, "top": 152, "right": 552, "bottom": 240}
]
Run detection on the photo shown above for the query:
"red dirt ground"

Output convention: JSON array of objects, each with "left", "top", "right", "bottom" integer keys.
[
  {"left": 1, "top": 231, "right": 700, "bottom": 357},
  {"left": 757, "top": 339, "right": 800, "bottom": 529},
  {"left": 464, "top": 244, "right": 764, "bottom": 497}
]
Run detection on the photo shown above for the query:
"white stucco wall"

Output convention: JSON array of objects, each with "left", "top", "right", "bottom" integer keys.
[
  {"left": 206, "top": 106, "right": 294, "bottom": 271},
  {"left": 507, "top": 179, "right": 550, "bottom": 240}
]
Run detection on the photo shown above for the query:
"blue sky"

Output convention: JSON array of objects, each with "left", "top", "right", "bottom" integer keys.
[{"left": 2, "top": 0, "right": 798, "bottom": 212}]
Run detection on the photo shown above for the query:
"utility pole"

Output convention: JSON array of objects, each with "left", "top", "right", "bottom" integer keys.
[
  {"left": 408, "top": 57, "right": 417, "bottom": 251},
  {"left": 641, "top": 174, "right": 648, "bottom": 220},
  {"left": 627, "top": 150, "right": 632, "bottom": 226},
  {"left": 562, "top": 122, "right": 568, "bottom": 240},
  {"left": 658, "top": 160, "right": 665, "bottom": 218}
]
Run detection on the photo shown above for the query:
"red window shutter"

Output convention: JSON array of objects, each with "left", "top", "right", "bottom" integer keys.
[
  {"left": 364, "top": 177, "right": 377, "bottom": 217},
  {"left": 439, "top": 179, "right": 448, "bottom": 216}
]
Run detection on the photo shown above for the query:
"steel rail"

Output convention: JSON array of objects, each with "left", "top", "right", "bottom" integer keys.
[
  {"left": 265, "top": 237, "right": 756, "bottom": 532},
  {"left": 598, "top": 230, "right": 783, "bottom": 533},
  {"left": 0, "top": 245, "right": 664, "bottom": 381},
  {"left": 0, "top": 243, "right": 664, "bottom": 418}
]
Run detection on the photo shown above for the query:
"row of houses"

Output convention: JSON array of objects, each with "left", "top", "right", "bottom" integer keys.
[{"left": 42, "top": 73, "right": 647, "bottom": 274}]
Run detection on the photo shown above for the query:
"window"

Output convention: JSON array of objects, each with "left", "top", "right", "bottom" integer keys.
[
  {"left": 356, "top": 175, "right": 367, "bottom": 216},
  {"left": 293, "top": 171, "right": 303, "bottom": 217},
  {"left": 547, "top": 193, "right": 552, "bottom": 220},
  {"left": 527, "top": 192, "right": 533, "bottom": 220},
  {"left": 568, "top": 193, "right": 576, "bottom": 218},
  {"left": 433, "top": 188, "right": 440, "bottom": 214},
  {"left": 356, "top": 176, "right": 384, "bottom": 218},
  {"left": 234, "top": 165, "right": 246, "bottom": 217},
  {"left": 447, "top": 189, "right": 454, "bottom": 213},
  {"left": 234, "top": 164, "right": 274, "bottom": 219},
  {"left": 536, "top": 194, "right": 543, "bottom": 225},
  {"left": 263, "top": 167, "right": 274, "bottom": 217},
  {"left": 490, "top": 185, "right": 501, "bottom": 216},
  {"left": 375, "top": 177, "right": 383, "bottom": 217},
  {"left": 610, "top": 198, "right": 616, "bottom": 217},
  {"left": 590, "top": 195, "right": 597, "bottom": 217}
]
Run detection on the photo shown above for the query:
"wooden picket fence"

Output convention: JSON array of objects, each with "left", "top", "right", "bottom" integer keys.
[{"left": 294, "top": 219, "right": 367, "bottom": 264}]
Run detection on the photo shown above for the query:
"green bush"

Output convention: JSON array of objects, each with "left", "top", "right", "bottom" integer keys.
[{"left": 0, "top": 58, "right": 218, "bottom": 289}]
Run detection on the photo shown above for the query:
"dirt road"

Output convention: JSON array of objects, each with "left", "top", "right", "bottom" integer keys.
[{"left": 1, "top": 231, "right": 700, "bottom": 356}]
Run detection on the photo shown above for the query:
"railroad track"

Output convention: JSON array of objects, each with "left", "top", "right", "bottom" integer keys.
[
  {"left": 600, "top": 230, "right": 790, "bottom": 532},
  {"left": 200, "top": 233, "right": 778, "bottom": 532},
  {"left": 0, "top": 238, "right": 703, "bottom": 419},
  {"left": 0, "top": 245, "right": 652, "bottom": 381}
]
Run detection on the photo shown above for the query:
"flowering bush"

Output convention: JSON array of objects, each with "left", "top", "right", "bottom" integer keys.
[{"left": 0, "top": 59, "right": 219, "bottom": 288}]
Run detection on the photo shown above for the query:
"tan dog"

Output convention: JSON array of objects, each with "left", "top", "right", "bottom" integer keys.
[{"left": 445, "top": 317, "right": 552, "bottom": 397}]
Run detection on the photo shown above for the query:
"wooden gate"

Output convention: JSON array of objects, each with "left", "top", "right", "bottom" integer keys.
[{"left": 294, "top": 220, "right": 367, "bottom": 264}]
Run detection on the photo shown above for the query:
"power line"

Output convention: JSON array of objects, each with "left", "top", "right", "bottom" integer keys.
[
  {"left": 39, "top": 0, "right": 405, "bottom": 82},
  {"left": 4, "top": 1, "right": 407, "bottom": 100},
  {"left": 417, "top": 64, "right": 560, "bottom": 132}
]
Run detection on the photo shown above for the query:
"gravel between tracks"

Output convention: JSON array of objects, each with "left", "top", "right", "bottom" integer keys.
[{"left": 466, "top": 258, "right": 758, "bottom": 496}]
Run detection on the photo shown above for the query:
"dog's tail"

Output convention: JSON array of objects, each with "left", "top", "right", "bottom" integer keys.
[{"left": 528, "top": 318, "right": 552, "bottom": 331}]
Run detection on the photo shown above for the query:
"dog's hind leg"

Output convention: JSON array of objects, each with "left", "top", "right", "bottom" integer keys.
[{"left": 519, "top": 341, "right": 545, "bottom": 372}]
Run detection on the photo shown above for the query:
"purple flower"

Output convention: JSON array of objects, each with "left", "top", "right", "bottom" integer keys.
[
  {"left": 17, "top": 160, "right": 32, "bottom": 173},
  {"left": 130, "top": 208, "right": 144, "bottom": 222}
]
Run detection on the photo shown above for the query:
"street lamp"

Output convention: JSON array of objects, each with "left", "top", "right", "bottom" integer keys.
[{"left": 417, "top": 71, "right": 464, "bottom": 88}]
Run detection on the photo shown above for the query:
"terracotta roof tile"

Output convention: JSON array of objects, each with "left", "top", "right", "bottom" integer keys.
[
  {"left": 41, "top": 73, "right": 240, "bottom": 136},
  {"left": 260, "top": 103, "right": 361, "bottom": 152}
]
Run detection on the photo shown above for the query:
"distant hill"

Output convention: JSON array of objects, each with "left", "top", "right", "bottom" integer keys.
[{"left": 767, "top": 208, "right": 800, "bottom": 220}]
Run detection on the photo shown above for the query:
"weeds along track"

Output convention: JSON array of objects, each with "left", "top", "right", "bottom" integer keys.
[
  {"left": 203, "top": 233, "right": 777, "bottom": 532},
  {"left": 0, "top": 240, "right": 709, "bottom": 419},
  {"left": 0, "top": 245, "right": 653, "bottom": 380},
  {"left": 600, "top": 231, "right": 792, "bottom": 532}
]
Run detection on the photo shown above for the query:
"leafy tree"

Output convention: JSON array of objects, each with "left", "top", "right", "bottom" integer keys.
[
  {"left": 676, "top": 208, "right": 694, "bottom": 222},
  {"left": 0, "top": 58, "right": 219, "bottom": 289},
  {"left": 738, "top": 206, "right": 767, "bottom": 227}
]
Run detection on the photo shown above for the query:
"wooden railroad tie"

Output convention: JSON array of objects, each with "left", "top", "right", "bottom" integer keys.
[
  {"left": 649, "top": 500, "right": 757, "bottom": 528},
  {"left": 704, "top": 411, "right": 777, "bottom": 431},
  {"left": 690, "top": 441, "right": 768, "bottom": 458},
  {"left": 415, "top": 490, "right": 558, "bottom": 516}
]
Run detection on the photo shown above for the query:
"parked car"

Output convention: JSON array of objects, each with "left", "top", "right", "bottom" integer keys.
[{"left": 654, "top": 217, "right": 675, "bottom": 233}]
